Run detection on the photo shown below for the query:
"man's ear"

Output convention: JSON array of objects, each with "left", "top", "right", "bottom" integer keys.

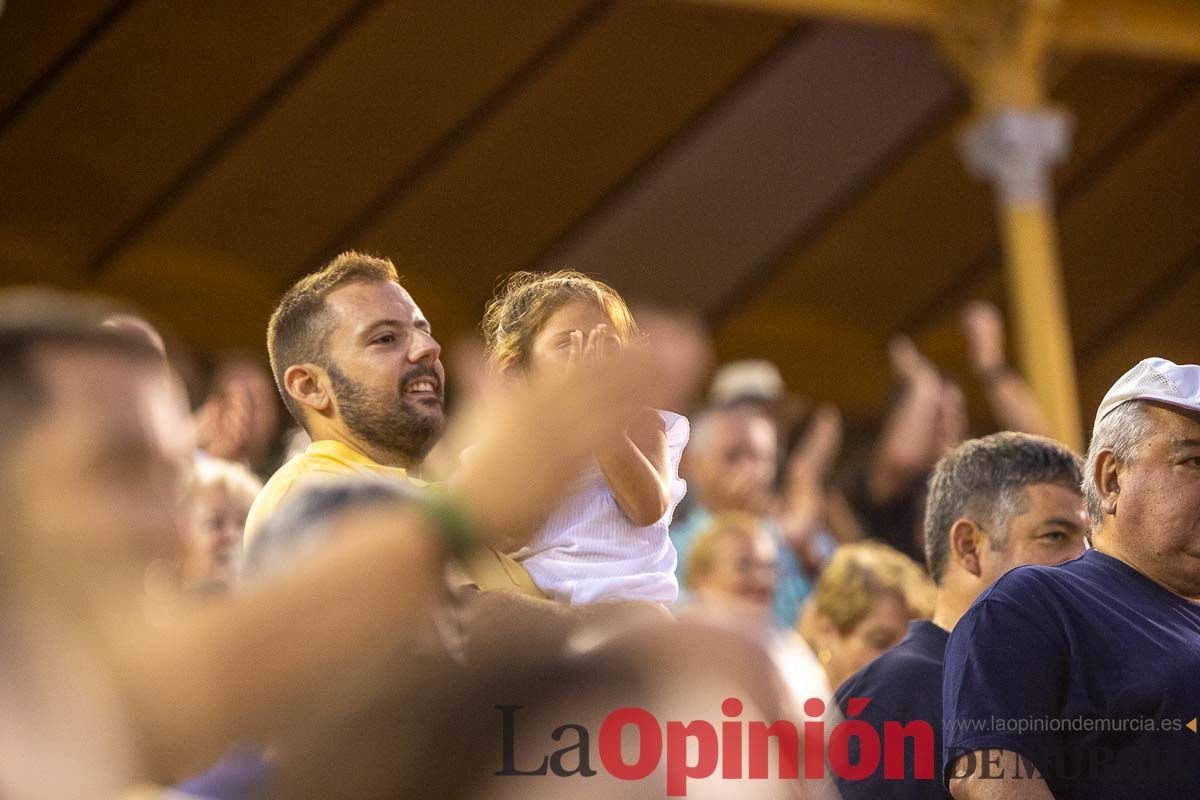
[
  {"left": 284, "top": 364, "right": 331, "bottom": 416},
  {"left": 949, "top": 517, "right": 984, "bottom": 579},
  {"left": 1094, "top": 449, "right": 1121, "bottom": 517}
]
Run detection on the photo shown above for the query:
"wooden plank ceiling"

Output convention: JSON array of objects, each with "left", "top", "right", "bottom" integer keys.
[{"left": 1, "top": 1, "right": 1197, "bottom": 433}]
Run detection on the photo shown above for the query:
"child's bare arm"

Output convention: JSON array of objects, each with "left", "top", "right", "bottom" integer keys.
[{"left": 597, "top": 408, "right": 671, "bottom": 527}]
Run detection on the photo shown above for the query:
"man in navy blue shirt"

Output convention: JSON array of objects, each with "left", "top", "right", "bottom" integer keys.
[
  {"left": 834, "top": 432, "right": 1088, "bottom": 799},
  {"left": 944, "top": 358, "right": 1200, "bottom": 800}
]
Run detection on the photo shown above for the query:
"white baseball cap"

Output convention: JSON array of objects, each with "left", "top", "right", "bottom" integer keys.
[
  {"left": 709, "top": 359, "right": 786, "bottom": 405},
  {"left": 1094, "top": 357, "right": 1200, "bottom": 431}
]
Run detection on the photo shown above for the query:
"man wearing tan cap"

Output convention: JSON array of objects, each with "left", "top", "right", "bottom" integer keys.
[{"left": 942, "top": 357, "right": 1200, "bottom": 800}]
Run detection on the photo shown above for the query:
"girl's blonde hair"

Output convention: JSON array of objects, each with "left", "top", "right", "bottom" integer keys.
[{"left": 481, "top": 270, "right": 639, "bottom": 374}]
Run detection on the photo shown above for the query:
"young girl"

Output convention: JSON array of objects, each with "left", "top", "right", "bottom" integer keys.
[{"left": 481, "top": 270, "right": 689, "bottom": 604}]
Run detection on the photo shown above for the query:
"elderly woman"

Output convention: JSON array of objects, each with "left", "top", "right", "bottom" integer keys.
[
  {"left": 799, "top": 540, "right": 934, "bottom": 692},
  {"left": 181, "top": 456, "right": 263, "bottom": 592}
]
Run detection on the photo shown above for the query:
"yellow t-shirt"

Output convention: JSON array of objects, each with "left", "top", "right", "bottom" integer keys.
[{"left": 243, "top": 439, "right": 543, "bottom": 597}]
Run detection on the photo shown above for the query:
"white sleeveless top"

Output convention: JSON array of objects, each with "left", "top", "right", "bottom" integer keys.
[{"left": 511, "top": 410, "right": 689, "bottom": 604}]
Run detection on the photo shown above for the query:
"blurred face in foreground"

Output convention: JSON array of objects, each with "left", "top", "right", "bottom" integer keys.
[{"left": 3, "top": 345, "right": 191, "bottom": 589}]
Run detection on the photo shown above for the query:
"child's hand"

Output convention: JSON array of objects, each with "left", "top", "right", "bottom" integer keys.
[{"left": 566, "top": 324, "right": 621, "bottom": 370}]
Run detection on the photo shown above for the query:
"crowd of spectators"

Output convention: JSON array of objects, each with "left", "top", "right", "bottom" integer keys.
[{"left": 1, "top": 251, "right": 1197, "bottom": 800}]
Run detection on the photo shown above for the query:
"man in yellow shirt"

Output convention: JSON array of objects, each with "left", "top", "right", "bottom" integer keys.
[{"left": 246, "top": 250, "right": 541, "bottom": 596}]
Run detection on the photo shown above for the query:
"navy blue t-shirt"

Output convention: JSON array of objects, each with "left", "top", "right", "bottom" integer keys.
[
  {"left": 834, "top": 620, "right": 951, "bottom": 800},
  {"left": 943, "top": 549, "right": 1200, "bottom": 799}
]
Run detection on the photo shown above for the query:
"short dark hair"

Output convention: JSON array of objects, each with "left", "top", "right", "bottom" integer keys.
[
  {"left": 924, "top": 432, "right": 1083, "bottom": 584},
  {"left": 0, "top": 288, "right": 164, "bottom": 452},
  {"left": 267, "top": 251, "right": 400, "bottom": 427}
]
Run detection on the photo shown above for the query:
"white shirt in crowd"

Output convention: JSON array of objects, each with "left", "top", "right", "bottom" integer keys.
[{"left": 511, "top": 410, "right": 689, "bottom": 604}]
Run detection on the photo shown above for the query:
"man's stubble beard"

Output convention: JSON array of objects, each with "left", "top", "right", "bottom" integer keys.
[{"left": 327, "top": 364, "right": 444, "bottom": 467}]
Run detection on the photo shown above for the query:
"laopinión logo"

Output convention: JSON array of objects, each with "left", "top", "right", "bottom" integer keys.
[{"left": 494, "top": 697, "right": 934, "bottom": 797}]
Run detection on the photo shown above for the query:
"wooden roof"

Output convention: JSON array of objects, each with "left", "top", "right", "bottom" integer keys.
[{"left": 3, "top": 1, "right": 1197, "bottom": 427}]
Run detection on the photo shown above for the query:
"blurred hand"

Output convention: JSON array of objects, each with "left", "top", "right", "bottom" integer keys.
[
  {"left": 871, "top": 336, "right": 945, "bottom": 503},
  {"left": 962, "top": 300, "right": 1007, "bottom": 374},
  {"left": 934, "top": 381, "right": 968, "bottom": 456},
  {"left": 888, "top": 335, "right": 939, "bottom": 386},
  {"left": 778, "top": 405, "right": 842, "bottom": 565},
  {"left": 961, "top": 301, "right": 1053, "bottom": 437},
  {"left": 194, "top": 385, "right": 253, "bottom": 461},
  {"left": 419, "top": 336, "right": 492, "bottom": 481}
]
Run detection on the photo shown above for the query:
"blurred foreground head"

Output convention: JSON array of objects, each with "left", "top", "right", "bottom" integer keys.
[
  {"left": 0, "top": 288, "right": 191, "bottom": 600},
  {"left": 276, "top": 620, "right": 816, "bottom": 800}
]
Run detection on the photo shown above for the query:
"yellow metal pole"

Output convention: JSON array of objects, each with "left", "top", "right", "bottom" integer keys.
[
  {"left": 946, "top": 0, "right": 1084, "bottom": 449},
  {"left": 998, "top": 201, "right": 1083, "bottom": 449},
  {"left": 962, "top": 115, "right": 1083, "bottom": 451}
]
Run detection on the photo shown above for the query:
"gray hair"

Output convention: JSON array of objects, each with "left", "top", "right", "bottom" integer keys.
[
  {"left": 925, "top": 432, "right": 1083, "bottom": 584},
  {"left": 1082, "top": 400, "right": 1153, "bottom": 532}
]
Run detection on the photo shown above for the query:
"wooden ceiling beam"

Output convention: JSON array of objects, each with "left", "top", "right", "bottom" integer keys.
[
  {"left": 685, "top": 0, "right": 945, "bottom": 30},
  {"left": 1057, "top": 1, "right": 1200, "bottom": 64},
  {"left": 0, "top": 0, "right": 140, "bottom": 138},
  {"left": 87, "top": 0, "right": 387, "bottom": 278},
  {"left": 691, "top": 0, "right": 1200, "bottom": 64}
]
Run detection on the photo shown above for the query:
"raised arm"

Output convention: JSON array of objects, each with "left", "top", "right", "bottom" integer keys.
[
  {"left": 962, "top": 301, "right": 1052, "bottom": 437},
  {"left": 102, "top": 504, "right": 444, "bottom": 778},
  {"left": 777, "top": 404, "right": 843, "bottom": 567},
  {"left": 597, "top": 408, "right": 671, "bottom": 527},
  {"left": 868, "top": 336, "right": 944, "bottom": 503}
]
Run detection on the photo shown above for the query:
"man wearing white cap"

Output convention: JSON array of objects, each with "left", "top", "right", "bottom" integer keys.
[{"left": 942, "top": 357, "right": 1200, "bottom": 800}]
